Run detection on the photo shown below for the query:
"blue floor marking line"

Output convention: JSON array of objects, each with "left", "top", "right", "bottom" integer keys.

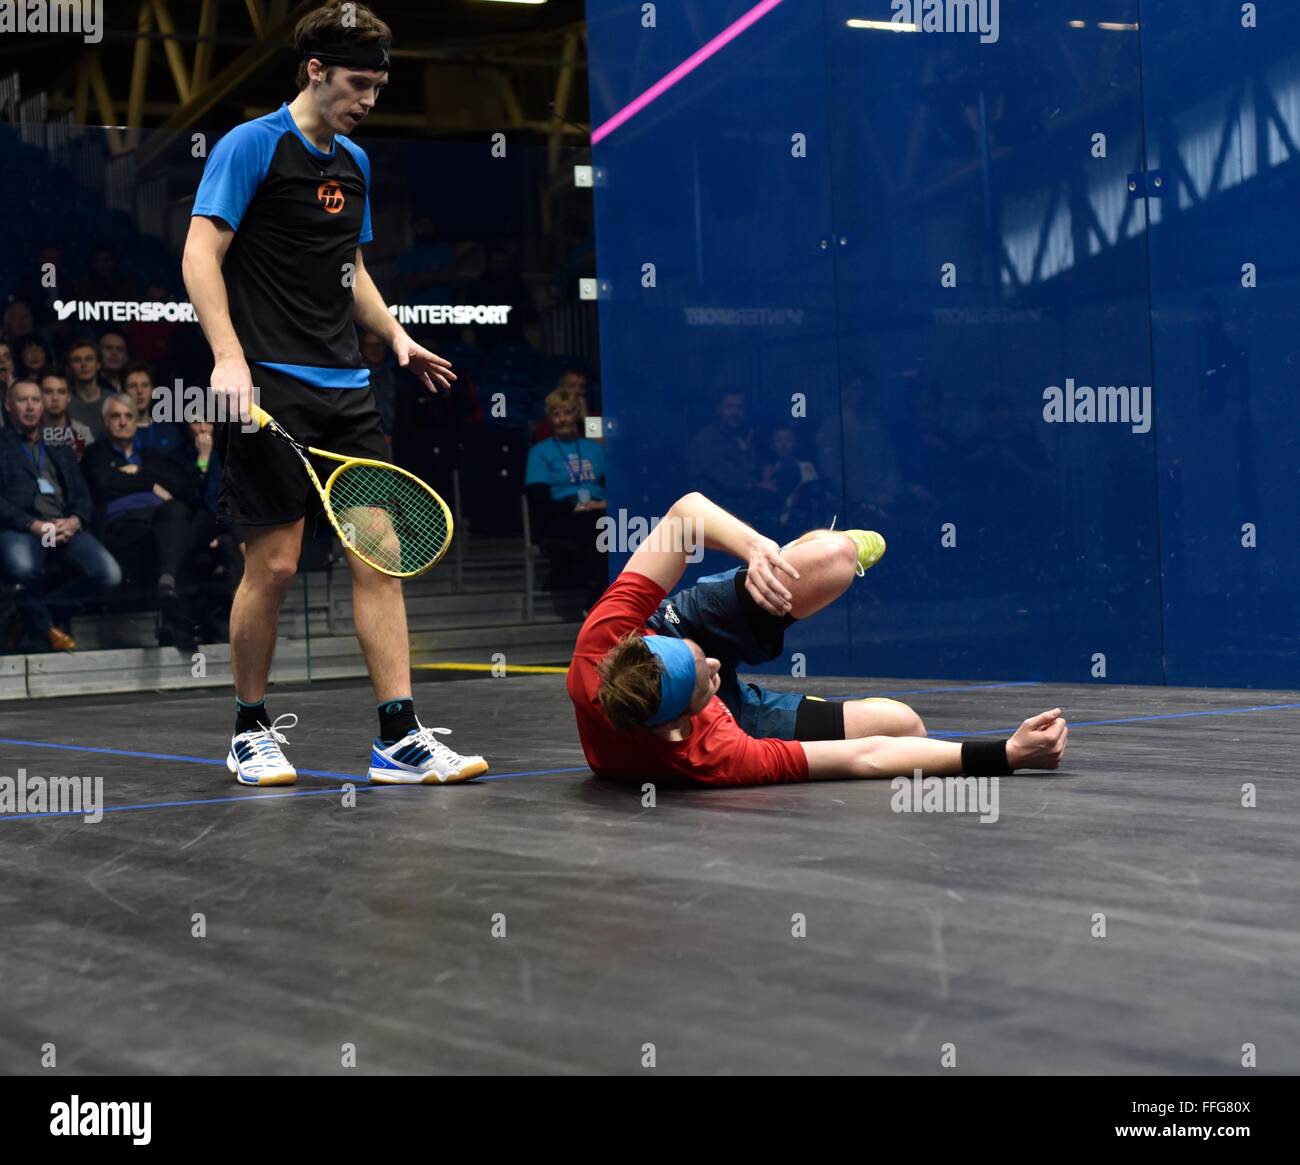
[
  {"left": 0, "top": 737, "right": 590, "bottom": 786},
  {"left": 0, "top": 783, "right": 393, "bottom": 821},
  {"left": 0, "top": 763, "right": 593, "bottom": 822},
  {"left": 830, "top": 681, "right": 1042, "bottom": 699},
  {"left": 3, "top": 703, "right": 1298, "bottom": 823},
  {"left": 476, "top": 767, "right": 590, "bottom": 782},
  {"left": 926, "top": 702, "right": 1300, "bottom": 738}
]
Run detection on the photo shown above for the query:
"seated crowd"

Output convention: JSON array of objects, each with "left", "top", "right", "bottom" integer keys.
[
  {"left": 1, "top": 301, "right": 610, "bottom": 653},
  {"left": 0, "top": 372, "right": 236, "bottom": 653}
]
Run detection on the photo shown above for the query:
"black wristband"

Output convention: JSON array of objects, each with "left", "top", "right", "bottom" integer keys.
[{"left": 960, "top": 740, "right": 1013, "bottom": 775}]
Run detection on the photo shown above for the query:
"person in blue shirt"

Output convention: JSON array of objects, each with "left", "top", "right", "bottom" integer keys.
[
  {"left": 124, "top": 362, "right": 185, "bottom": 458},
  {"left": 182, "top": 1, "right": 483, "bottom": 786},
  {"left": 0, "top": 378, "right": 120, "bottom": 652},
  {"left": 524, "top": 387, "right": 608, "bottom": 612}
]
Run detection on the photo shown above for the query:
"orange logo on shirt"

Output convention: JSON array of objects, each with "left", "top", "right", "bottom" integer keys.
[{"left": 317, "top": 181, "right": 346, "bottom": 214}]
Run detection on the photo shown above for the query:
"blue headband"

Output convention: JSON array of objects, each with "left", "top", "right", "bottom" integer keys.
[{"left": 642, "top": 636, "right": 698, "bottom": 726}]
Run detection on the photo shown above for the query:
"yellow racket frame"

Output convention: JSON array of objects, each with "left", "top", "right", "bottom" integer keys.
[{"left": 250, "top": 402, "right": 454, "bottom": 579}]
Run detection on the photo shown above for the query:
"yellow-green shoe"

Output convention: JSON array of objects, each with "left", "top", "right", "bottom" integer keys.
[{"left": 842, "top": 529, "right": 886, "bottom": 577}]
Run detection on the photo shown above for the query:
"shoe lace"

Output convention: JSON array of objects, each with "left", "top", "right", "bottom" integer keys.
[
  {"left": 408, "top": 724, "right": 461, "bottom": 763},
  {"left": 247, "top": 713, "right": 298, "bottom": 758}
]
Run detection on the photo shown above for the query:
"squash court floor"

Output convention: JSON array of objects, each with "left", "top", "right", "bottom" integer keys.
[{"left": 1, "top": 673, "right": 1296, "bottom": 1075}]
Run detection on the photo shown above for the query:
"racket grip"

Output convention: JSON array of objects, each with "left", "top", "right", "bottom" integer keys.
[{"left": 249, "top": 403, "right": 272, "bottom": 429}]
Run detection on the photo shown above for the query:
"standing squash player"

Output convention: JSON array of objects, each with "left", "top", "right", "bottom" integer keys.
[{"left": 183, "top": 2, "right": 486, "bottom": 786}]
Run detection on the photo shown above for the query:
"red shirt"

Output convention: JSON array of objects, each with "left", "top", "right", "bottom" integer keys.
[{"left": 567, "top": 571, "right": 809, "bottom": 786}]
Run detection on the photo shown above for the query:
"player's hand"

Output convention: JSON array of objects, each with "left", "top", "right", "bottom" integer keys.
[
  {"left": 118, "top": 464, "right": 140, "bottom": 475},
  {"left": 1006, "top": 708, "right": 1068, "bottom": 770},
  {"left": 152, "top": 484, "right": 173, "bottom": 502},
  {"left": 744, "top": 535, "right": 799, "bottom": 617},
  {"left": 211, "top": 356, "right": 255, "bottom": 423},
  {"left": 394, "top": 332, "right": 456, "bottom": 394}
]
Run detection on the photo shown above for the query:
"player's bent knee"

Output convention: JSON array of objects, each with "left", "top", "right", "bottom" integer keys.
[
  {"left": 848, "top": 697, "right": 926, "bottom": 738},
  {"left": 793, "top": 533, "right": 856, "bottom": 572}
]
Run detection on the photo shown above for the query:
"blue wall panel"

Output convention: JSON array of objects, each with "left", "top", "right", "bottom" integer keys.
[
  {"left": 823, "top": 0, "right": 1162, "bottom": 683},
  {"left": 587, "top": 0, "right": 849, "bottom": 672},
  {"left": 1140, "top": 0, "right": 1300, "bottom": 688},
  {"left": 587, "top": 0, "right": 1300, "bottom": 688}
]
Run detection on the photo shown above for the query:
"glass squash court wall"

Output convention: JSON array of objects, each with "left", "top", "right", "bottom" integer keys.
[{"left": 586, "top": 0, "right": 1300, "bottom": 689}]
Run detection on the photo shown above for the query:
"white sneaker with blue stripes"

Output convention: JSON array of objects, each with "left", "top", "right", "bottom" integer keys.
[
  {"left": 368, "top": 724, "right": 488, "bottom": 785},
  {"left": 227, "top": 713, "right": 299, "bottom": 787}
]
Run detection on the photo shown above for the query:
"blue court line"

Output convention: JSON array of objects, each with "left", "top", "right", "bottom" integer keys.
[
  {"left": 0, "top": 737, "right": 590, "bottom": 786},
  {"left": 2, "top": 702, "right": 1298, "bottom": 823},
  {"left": 0, "top": 763, "right": 593, "bottom": 823},
  {"left": 0, "top": 782, "right": 393, "bottom": 822},
  {"left": 832, "top": 681, "right": 1043, "bottom": 699},
  {"left": 926, "top": 702, "right": 1300, "bottom": 738}
]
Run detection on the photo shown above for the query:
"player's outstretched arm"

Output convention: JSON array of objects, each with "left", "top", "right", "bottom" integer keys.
[
  {"left": 622, "top": 492, "right": 798, "bottom": 615},
  {"left": 802, "top": 708, "right": 1068, "bottom": 780}
]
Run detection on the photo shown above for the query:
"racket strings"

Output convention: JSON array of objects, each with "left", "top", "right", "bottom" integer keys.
[{"left": 327, "top": 463, "right": 450, "bottom": 575}]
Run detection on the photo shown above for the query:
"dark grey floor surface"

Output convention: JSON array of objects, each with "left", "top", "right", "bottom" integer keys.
[{"left": 1, "top": 674, "right": 1296, "bottom": 1075}]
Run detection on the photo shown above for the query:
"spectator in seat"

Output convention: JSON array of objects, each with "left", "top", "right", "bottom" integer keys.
[
  {"left": 0, "top": 341, "right": 13, "bottom": 407},
  {"left": 124, "top": 361, "right": 183, "bottom": 458},
  {"left": 98, "top": 332, "right": 130, "bottom": 391},
  {"left": 524, "top": 387, "right": 608, "bottom": 614},
  {"left": 762, "top": 425, "right": 827, "bottom": 535},
  {"left": 40, "top": 373, "right": 93, "bottom": 460},
  {"left": 686, "top": 389, "right": 780, "bottom": 529},
  {"left": 0, "top": 377, "right": 120, "bottom": 652},
  {"left": 82, "top": 393, "right": 201, "bottom": 651},
  {"left": 127, "top": 284, "right": 181, "bottom": 373},
  {"left": 534, "top": 367, "right": 590, "bottom": 442},
  {"left": 18, "top": 338, "right": 52, "bottom": 382},
  {"left": 64, "top": 339, "right": 113, "bottom": 438},
  {"left": 171, "top": 418, "right": 240, "bottom": 643},
  {"left": 1, "top": 300, "right": 40, "bottom": 349}
]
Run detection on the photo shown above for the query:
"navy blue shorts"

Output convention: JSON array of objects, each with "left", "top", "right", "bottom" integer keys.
[{"left": 645, "top": 567, "right": 844, "bottom": 741}]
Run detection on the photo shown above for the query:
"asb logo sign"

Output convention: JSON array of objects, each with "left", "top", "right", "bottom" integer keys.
[{"left": 317, "top": 181, "right": 345, "bottom": 214}]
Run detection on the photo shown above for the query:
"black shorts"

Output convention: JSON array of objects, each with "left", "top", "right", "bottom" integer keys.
[{"left": 217, "top": 364, "right": 388, "bottom": 529}]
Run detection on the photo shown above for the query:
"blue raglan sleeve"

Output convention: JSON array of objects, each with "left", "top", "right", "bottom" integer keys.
[
  {"left": 336, "top": 135, "right": 374, "bottom": 244},
  {"left": 192, "top": 121, "right": 277, "bottom": 230}
]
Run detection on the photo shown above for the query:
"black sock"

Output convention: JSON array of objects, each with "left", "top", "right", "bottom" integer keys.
[
  {"left": 378, "top": 697, "right": 417, "bottom": 744},
  {"left": 235, "top": 697, "right": 268, "bottom": 736}
]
